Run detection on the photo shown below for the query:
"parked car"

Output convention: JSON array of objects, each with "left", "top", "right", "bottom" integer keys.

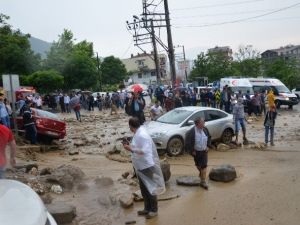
[
  {"left": 144, "top": 106, "right": 234, "bottom": 156},
  {"left": 13, "top": 108, "right": 66, "bottom": 141},
  {"left": 0, "top": 179, "right": 57, "bottom": 225},
  {"left": 292, "top": 87, "right": 300, "bottom": 99}
]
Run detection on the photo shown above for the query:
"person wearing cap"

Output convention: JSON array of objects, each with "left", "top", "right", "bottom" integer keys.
[
  {"left": 0, "top": 124, "right": 17, "bottom": 178},
  {"left": 0, "top": 93, "right": 10, "bottom": 128},
  {"left": 20, "top": 100, "right": 37, "bottom": 144},
  {"left": 232, "top": 97, "right": 248, "bottom": 144}
]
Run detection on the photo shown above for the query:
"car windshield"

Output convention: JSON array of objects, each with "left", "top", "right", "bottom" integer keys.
[
  {"left": 273, "top": 85, "right": 290, "bottom": 93},
  {"left": 156, "top": 109, "right": 193, "bottom": 124},
  {"left": 36, "top": 109, "right": 60, "bottom": 120}
]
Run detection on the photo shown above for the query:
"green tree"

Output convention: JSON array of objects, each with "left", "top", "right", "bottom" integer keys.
[
  {"left": 100, "top": 56, "right": 127, "bottom": 85},
  {"left": 189, "top": 51, "right": 233, "bottom": 82},
  {"left": 44, "top": 29, "right": 74, "bottom": 73},
  {"left": 25, "top": 70, "right": 64, "bottom": 94},
  {"left": 189, "top": 53, "right": 208, "bottom": 81},
  {"left": 64, "top": 51, "right": 98, "bottom": 90},
  {"left": 0, "top": 14, "right": 41, "bottom": 75},
  {"left": 233, "top": 45, "right": 261, "bottom": 77},
  {"left": 262, "top": 58, "right": 300, "bottom": 89}
]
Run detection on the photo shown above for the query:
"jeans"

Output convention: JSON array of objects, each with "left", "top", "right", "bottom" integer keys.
[
  {"left": 0, "top": 167, "right": 5, "bottom": 179},
  {"left": 265, "top": 126, "right": 274, "bottom": 144},
  {"left": 65, "top": 103, "right": 71, "bottom": 113},
  {"left": 74, "top": 110, "right": 81, "bottom": 121},
  {"left": 25, "top": 124, "right": 37, "bottom": 144},
  {"left": 224, "top": 102, "right": 230, "bottom": 113},
  {"left": 1, "top": 116, "right": 10, "bottom": 128}
]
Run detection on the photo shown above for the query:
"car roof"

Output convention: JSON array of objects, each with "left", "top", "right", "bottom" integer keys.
[
  {"left": 176, "top": 106, "right": 223, "bottom": 112},
  {"left": 0, "top": 180, "right": 48, "bottom": 225}
]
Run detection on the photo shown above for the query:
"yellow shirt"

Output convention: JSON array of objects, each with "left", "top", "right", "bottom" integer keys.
[{"left": 267, "top": 91, "right": 275, "bottom": 107}]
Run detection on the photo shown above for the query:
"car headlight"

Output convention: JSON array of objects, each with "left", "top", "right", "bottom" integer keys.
[
  {"left": 285, "top": 97, "right": 289, "bottom": 100},
  {"left": 151, "top": 131, "right": 167, "bottom": 138}
]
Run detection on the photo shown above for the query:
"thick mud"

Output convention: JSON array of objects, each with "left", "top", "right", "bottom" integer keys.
[{"left": 13, "top": 100, "right": 300, "bottom": 225}]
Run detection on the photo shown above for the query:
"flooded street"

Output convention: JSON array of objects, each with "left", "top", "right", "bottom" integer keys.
[{"left": 14, "top": 101, "right": 300, "bottom": 225}]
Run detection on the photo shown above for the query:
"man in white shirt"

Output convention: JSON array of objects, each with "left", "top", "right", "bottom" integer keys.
[
  {"left": 64, "top": 94, "right": 71, "bottom": 113},
  {"left": 123, "top": 117, "right": 165, "bottom": 219},
  {"left": 34, "top": 96, "right": 42, "bottom": 109},
  {"left": 185, "top": 118, "right": 211, "bottom": 190},
  {"left": 150, "top": 101, "right": 163, "bottom": 120}
]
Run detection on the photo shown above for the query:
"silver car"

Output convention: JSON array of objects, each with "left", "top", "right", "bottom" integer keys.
[{"left": 145, "top": 106, "right": 234, "bottom": 156}]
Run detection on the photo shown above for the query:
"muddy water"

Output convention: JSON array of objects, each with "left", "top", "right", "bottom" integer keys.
[{"left": 31, "top": 102, "right": 300, "bottom": 225}]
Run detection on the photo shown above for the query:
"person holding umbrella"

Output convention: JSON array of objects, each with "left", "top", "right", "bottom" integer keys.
[
  {"left": 128, "top": 91, "right": 145, "bottom": 125},
  {"left": 69, "top": 93, "right": 81, "bottom": 122}
]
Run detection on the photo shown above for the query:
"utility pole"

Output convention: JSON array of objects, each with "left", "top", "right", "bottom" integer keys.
[
  {"left": 182, "top": 45, "right": 188, "bottom": 81},
  {"left": 150, "top": 20, "right": 161, "bottom": 84},
  {"left": 96, "top": 52, "right": 102, "bottom": 91},
  {"left": 126, "top": 0, "right": 177, "bottom": 85},
  {"left": 164, "top": 0, "right": 176, "bottom": 86}
]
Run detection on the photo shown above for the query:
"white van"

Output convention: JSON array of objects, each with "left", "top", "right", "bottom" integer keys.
[
  {"left": 249, "top": 78, "right": 298, "bottom": 109},
  {"left": 220, "top": 78, "right": 253, "bottom": 95}
]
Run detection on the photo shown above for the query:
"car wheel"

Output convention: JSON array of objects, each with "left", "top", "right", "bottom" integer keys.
[
  {"left": 221, "top": 129, "right": 233, "bottom": 144},
  {"left": 275, "top": 100, "right": 281, "bottom": 109},
  {"left": 288, "top": 105, "right": 293, "bottom": 109},
  {"left": 167, "top": 137, "right": 184, "bottom": 157}
]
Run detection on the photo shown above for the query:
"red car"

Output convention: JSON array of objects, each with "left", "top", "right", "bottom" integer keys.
[{"left": 14, "top": 108, "right": 66, "bottom": 140}]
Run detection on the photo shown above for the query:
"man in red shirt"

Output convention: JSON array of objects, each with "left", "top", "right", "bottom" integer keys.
[{"left": 0, "top": 124, "right": 16, "bottom": 178}]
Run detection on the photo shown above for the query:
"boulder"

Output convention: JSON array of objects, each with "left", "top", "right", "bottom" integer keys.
[
  {"left": 176, "top": 176, "right": 201, "bottom": 186},
  {"left": 209, "top": 164, "right": 237, "bottom": 182},
  {"left": 160, "top": 161, "right": 171, "bottom": 182},
  {"left": 47, "top": 202, "right": 76, "bottom": 224},
  {"left": 68, "top": 148, "right": 79, "bottom": 155},
  {"left": 40, "top": 167, "right": 53, "bottom": 176},
  {"left": 51, "top": 185, "right": 63, "bottom": 194},
  {"left": 251, "top": 142, "right": 267, "bottom": 150},
  {"left": 107, "top": 144, "right": 123, "bottom": 154},
  {"left": 122, "top": 171, "right": 130, "bottom": 179},
  {"left": 44, "top": 165, "right": 85, "bottom": 190},
  {"left": 119, "top": 194, "right": 134, "bottom": 208},
  {"left": 217, "top": 143, "right": 230, "bottom": 151},
  {"left": 15, "top": 162, "right": 38, "bottom": 173},
  {"left": 29, "top": 167, "right": 38, "bottom": 176},
  {"left": 73, "top": 139, "right": 86, "bottom": 147}
]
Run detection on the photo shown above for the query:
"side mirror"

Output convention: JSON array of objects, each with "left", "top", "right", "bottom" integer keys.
[{"left": 187, "top": 120, "right": 195, "bottom": 126}]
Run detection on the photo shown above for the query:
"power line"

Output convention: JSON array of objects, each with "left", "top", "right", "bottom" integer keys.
[
  {"left": 172, "top": 8, "right": 281, "bottom": 19},
  {"left": 171, "top": 0, "right": 265, "bottom": 11},
  {"left": 175, "top": 16, "right": 300, "bottom": 27},
  {"left": 174, "top": 2, "right": 300, "bottom": 28},
  {"left": 121, "top": 40, "right": 134, "bottom": 58}
]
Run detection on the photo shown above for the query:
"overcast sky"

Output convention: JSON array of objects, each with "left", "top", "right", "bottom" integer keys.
[{"left": 1, "top": 0, "right": 300, "bottom": 60}]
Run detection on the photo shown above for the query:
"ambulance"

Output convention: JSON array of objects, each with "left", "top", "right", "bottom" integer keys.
[
  {"left": 249, "top": 78, "right": 298, "bottom": 109},
  {"left": 220, "top": 78, "right": 253, "bottom": 95}
]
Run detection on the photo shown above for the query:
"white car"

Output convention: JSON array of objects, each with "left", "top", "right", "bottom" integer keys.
[
  {"left": 0, "top": 179, "right": 57, "bottom": 225},
  {"left": 145, "top": 106, "right": 234, "bottom": 156}
]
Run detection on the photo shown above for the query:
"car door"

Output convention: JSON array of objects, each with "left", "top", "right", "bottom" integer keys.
[
  {"left": 204, "top": 110, "right": 227, "bottom": 140},
  {"left": 180, "top": 110, "right": 205, "bottom": 141}
]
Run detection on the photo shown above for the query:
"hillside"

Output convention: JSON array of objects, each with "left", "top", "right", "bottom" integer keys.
[{"left": 29, "top": 36, "right": 52, "bottom": 59}]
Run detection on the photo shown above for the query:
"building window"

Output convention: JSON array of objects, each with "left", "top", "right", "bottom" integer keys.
[
  {"left": 151, "top": 72, "right": 156, "bottom": 76},
  {"left": 138, "top": 73, "right": 142, "bottom": 78}
]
